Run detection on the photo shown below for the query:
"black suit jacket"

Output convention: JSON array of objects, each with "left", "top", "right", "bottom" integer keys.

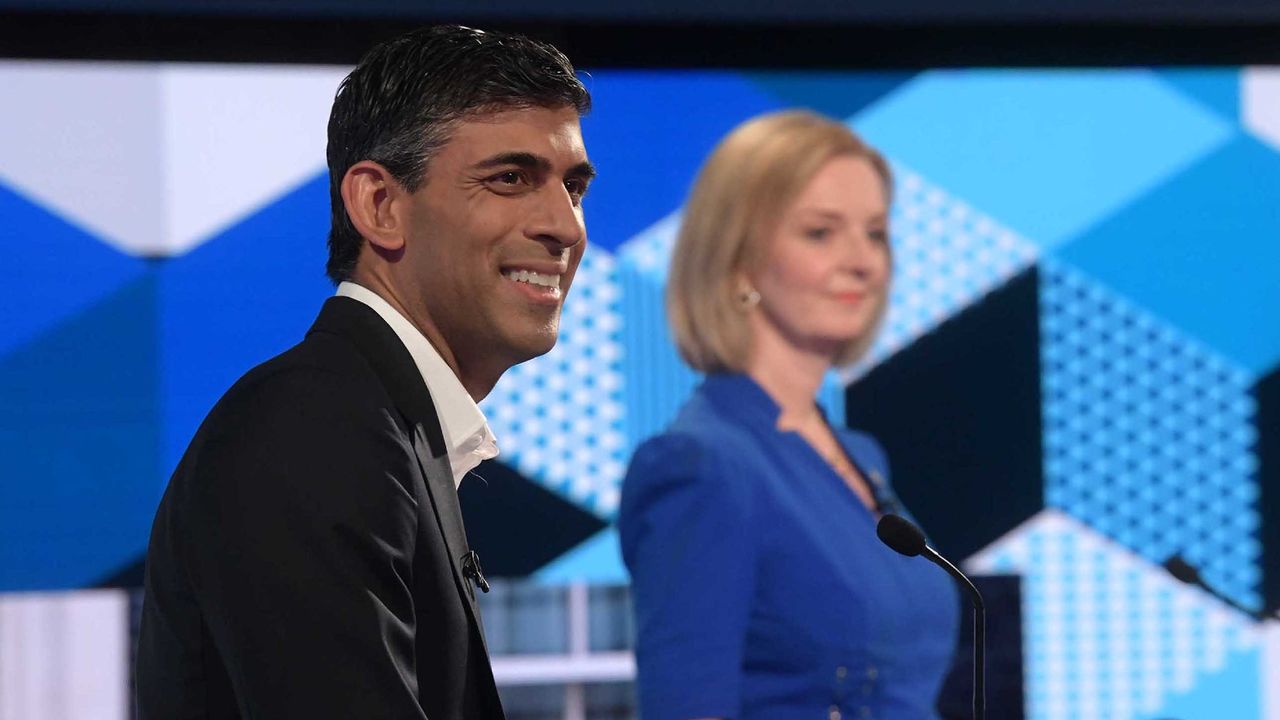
[{"left": 137, "top": 297, "right": 505, "bottom": 719}]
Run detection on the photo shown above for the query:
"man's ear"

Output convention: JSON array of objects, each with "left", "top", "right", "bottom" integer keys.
[{"left": 341, "top": 160, "right": 408, "bottom": 252}]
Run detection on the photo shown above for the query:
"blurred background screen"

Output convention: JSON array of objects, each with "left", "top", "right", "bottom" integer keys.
[{"left": 1, "top": 5, "right": 1279, "bottom": 720}]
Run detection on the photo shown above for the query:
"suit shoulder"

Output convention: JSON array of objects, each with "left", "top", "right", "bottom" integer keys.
[
  {"left": 221, "top": 332, "right": 390, "bottom": 417},
  {"left": 181, "top": 333, "right": 402, "bottom": 468},
  {"left": 168, "top": 332, "right": 418, "bottom": 503}
]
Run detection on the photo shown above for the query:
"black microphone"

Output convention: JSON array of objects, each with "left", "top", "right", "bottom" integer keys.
[
  {"left": 1162, "top": 553, "right": 1277, "bottom": 621},
  {"left": 877, "top": 514, "right": 985, "bottom": 720}
]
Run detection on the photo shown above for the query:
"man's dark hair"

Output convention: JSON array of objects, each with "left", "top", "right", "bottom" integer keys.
[{"left": 325, "top": 25, "right": 591, "bottom": 283}]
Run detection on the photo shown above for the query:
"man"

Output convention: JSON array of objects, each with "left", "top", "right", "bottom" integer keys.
[{"left": 136, "top": 25, "right": 594, "bottom": 719}]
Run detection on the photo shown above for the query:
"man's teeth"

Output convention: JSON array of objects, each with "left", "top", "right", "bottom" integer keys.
[{"left": 504, "top": 269, "right": 561, "bottom": 289}]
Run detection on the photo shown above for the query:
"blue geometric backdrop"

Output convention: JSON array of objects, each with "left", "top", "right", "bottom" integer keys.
[{"left": 1, "top": 62, "right": 1278, "bottom": 719}]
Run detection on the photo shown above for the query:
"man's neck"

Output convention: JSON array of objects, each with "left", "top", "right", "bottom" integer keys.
[{"left": 344, "top": 269, "right": 501, "bottom": 401}]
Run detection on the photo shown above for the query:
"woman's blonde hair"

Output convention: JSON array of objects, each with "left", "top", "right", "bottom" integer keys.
[{"left": 667, "top": 110, "right": 893, "bottom": 373}]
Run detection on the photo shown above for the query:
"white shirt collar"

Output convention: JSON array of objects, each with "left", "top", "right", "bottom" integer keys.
[{"left": 335, "top": 281, "right": 499, "bottom": 487}]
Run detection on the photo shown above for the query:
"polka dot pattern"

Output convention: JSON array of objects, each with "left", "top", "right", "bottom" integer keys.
[
  {"left": 482, "top": 246, "right": 627, "bottom": 517},
  {"left": 1040, "top": 259, "right": 1261, "bottom": 611},
  {"left": 618, "top": 210, "right": 682, "bottom": 285}
]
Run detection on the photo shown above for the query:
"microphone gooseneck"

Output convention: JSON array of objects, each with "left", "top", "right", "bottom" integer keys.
[{"left": 877, "top": 514, "right": 986, "bottom": 720}]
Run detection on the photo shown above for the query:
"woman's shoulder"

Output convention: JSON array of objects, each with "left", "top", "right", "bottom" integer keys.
[
  {"left": 623, "top": 399, "right": 766, "bottom": 509},
  {"left": 650, "top": 389, "right": 778, "bottom": 466},
  {"left": 627, "top": 420, "right": 756, "bottom": 483}
]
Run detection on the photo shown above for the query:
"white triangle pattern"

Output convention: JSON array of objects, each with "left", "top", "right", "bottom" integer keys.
[
  {"left": 0, "top": 61, "right": 166, "bottom": 249},
  {"left": 1243, "top": 67, "right": 1280, "bottom": 154},
  {"left": 0, "top": 60, "right": 348, "bottom": 257},
  {"left": 967, "top": 510, "right": 1263, "bottom": 720}
]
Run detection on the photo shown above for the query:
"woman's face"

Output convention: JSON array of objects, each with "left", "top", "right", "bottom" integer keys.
[{"left": 746, "top": 154, "right": 891, "bottom": 362}]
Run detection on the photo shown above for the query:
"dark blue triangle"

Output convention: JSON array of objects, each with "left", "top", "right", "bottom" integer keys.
[
  {"left": 845, "top": 266, "right": 1044, "bottom": 562},
  {"left": 0, "top": 274, "right": 163, "bottom": 591},
  {"left": 0, "top": 181, "right": 147, "bottom": 358},
  {"left": 1255, "top": 366, "right": 1280, "bottom": 617},
  {"left": 157, "top": 171, "right": 334, "bottom": 474},
  {"left": 578, "top": 70, "right": 783, "bottom": 251}
]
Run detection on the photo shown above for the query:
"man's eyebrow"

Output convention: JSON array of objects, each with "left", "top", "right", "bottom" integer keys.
[
  {"left": 569, "top": 160, "right": 597, "bottom": 181},
  {"left": 472, "top": 153, "right": 596, "bottom": 182},
  {"left": 473, "top": 152, "right": 550, "bottom": 172}
]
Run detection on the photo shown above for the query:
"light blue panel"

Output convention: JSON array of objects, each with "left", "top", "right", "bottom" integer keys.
[
  {"left": 1040, "top": 259, "right": 1261, "bottom": 611},
  {"left": 0, "top": 276, "right": 162, "bottom": 591},
  {"left": 853, "top": 70, "right": 1235, "bottom": 249},
  {"left": 617, "top": 211, "right": 681, "bottom": 286},
  {"left": 618, "top": 250, "right": 700, "bottom": 455},
  {"left": 0, "top": 181, "right": 146, "bottom": 358},
  {"left": 818, "top": 372, "right": 845, "bottom": 425},
  {"left": 1056, "top": 136, "right": 1280, "bottom": 375},
  {"left": 534, "top": 528, "right": 628, "bottom": 585},
  {"left": 1140, "top": 646, "right": 1261, "bottom": 720},
  {"left": 157, "top": 172, "right": 333, "bottom": 477}
]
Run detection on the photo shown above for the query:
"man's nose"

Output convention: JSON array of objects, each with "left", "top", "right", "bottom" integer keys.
[{"left": 525, "top": 184, "right": 585, "bottom": 250}]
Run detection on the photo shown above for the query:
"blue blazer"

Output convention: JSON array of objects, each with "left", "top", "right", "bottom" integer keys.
[{"left": 620, "top": 374, "right": 958, "bottom": 720}]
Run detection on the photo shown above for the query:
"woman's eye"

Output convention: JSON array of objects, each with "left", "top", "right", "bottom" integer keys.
[
  {"left": 869, "top": 229, "right": 889, "bottom": 243},
  {"left": 804, "top": 227, "right": 832, "bottom": 241}
]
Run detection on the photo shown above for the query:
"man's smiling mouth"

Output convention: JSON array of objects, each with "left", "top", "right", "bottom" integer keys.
[{"left": 502, "top": 268, "right": 563, "bottom": 301}]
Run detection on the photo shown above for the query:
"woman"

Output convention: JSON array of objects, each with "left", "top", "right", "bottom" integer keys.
[{"left": 619, "top": 111, "right": 959, "bottom": 720}]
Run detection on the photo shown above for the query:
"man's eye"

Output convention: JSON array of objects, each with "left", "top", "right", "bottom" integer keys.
[
  {"left": 565, "top": 178, "right": 588, "bottom": 198},
  {"left": 869, "top": 229, "right": 889, "bottom": 243},
  {"left": 493, "top": 171, "right": 524, "bottom": 185}
]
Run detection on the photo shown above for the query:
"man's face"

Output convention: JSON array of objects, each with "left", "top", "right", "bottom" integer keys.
[{"left": 398, "top": 105, "right": 593, "bottom": 392}]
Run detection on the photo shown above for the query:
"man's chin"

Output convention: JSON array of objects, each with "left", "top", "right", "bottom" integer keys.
[{"left": 504, "top": 327, "right": 560, "bottom": 366}]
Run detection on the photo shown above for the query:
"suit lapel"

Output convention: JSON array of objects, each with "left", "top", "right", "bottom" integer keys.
[
  {"left": 308, "top": 297, "right": 485, "bottom": 629},
  {"left": 411, "top": 429, "right": 483, "bottom": 614}
]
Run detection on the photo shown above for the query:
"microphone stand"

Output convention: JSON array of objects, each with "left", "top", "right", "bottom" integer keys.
[
  {"left": 925, "top": 546, "right": 986, "bottom": 720},
  {"left": 877, "top": 514, "right": 985, "bottom": 720}
]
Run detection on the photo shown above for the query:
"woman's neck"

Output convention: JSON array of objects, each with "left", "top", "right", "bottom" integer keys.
[{"left": 744, "top": 330, "right": 832, "bottom": 431}]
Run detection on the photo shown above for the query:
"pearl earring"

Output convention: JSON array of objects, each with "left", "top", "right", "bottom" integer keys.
[{"left": 739, "top": 288, "right": 761, "bottom": 308}]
